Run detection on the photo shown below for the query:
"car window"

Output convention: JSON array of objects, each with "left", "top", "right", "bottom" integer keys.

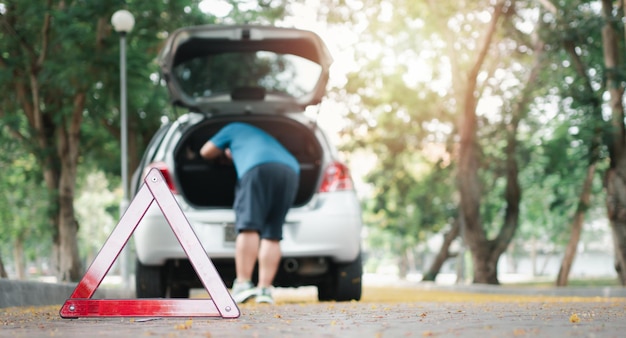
[
  {"left": 172, "top": 51, "right": 322, "bottom": 100},
  {"left": 142, "top": 122, "right": 173, "bottom": 165}
]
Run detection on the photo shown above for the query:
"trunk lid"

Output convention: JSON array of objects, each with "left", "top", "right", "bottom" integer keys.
[{"left": 158, "top": 24, "right": 333, "bottom": 114}]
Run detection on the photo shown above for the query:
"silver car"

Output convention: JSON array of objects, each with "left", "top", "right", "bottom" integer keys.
[{"left": 131, "top": 24, "right": 363, "bottom": 301}]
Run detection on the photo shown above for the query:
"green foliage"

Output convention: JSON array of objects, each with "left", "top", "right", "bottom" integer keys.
[
  {"left": 0, "top": 125, "right": 51, "bottom": 273},
  {"left": 0, "top": 0, "right": 618, "bottom": 280},
  {"left": 74, "top": 171, "right": 118, "bottom": 265},
  {"left": 321, "top": 0, "right": 616, "bottom": 278},
  {"left": 513, "top": 0, "right": 613, "bottom": 251},
  {"left": 0, "top": 0, "right": 290, "bottom": 276}
]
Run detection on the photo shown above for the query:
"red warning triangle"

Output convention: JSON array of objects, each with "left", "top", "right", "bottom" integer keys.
[{"left": 59, "top": 168, "right": 240, "bottom": 318}]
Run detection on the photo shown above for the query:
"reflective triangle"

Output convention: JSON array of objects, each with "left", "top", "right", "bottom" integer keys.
[{"left": 59, "top": 168, "right": 240, "bottom": 318}]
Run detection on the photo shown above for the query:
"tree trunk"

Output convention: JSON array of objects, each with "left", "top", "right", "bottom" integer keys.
[
  {"left": 457, "top": 1, "right": 505, "bottom": 285},
  {"left": 55, "top": 93, "right": 86, "bottom": 282},
  {"left": 0, "top": 254, "right": 7, "bottom": 278},
  {"left": 46, "top": 170, "right": 61, "bottom": 280},
  {"left": 600, "top": 0, "right": 626, "bottom": 285},
  {"left": 605, "top": 169, "right": 626, "bottom": 284},
  {"left": 471, "top": 243, "right": 500, "bottom": 284},
  {"left": 614, "top": 233, "right": 626, "bottom": 285},
  {"left": 556, "top": 163, "right": 596, "bottom": 286},
  {"left": 398, "top": 249, "right": 409, "bottom": 279},
  {"left": 13, "top": 237, "right": 25, "bottom": 280},
  {"left": 505, "top": 242, "right": 518, "bottom": 273},
  {"left": 422, "top": 219, "right": 460, "bottom": 281},
  {"left": 38, "top": 94, "right": 85, "bottom": 282},
  {"left": 33, "top": 93, "right": 85, "bottom": 283}
]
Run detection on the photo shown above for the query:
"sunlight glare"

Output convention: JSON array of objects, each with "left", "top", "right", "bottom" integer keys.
[
  {"left": 279, "top": 1, "right": 361, "bottom": 89},
  {"left": 378, "top": 1, "right": 393, "bottom": 22},
  {"left": 403, "top": 58, "right": 432, "bottom": 87},
  {"left": 476, "top": 10, "right": 492, "bottom": 23},
  {"left": 199, "top": 0, "right": 233, "bottom": 17}
]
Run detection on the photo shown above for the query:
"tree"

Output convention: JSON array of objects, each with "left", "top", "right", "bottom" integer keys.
[
  {"left": 319, "top": 0, "right": 574, "bottom": 284},
  {"left": 456, "top": 0, "right": 525, "bottom": 284},
  {"left": 0, "top": 0, "right": 293, "bottom": 282},
  {"left": 0, "top": 1, "right": 210, "bottom": 281},
  {"left": 531, "top": 0, "right": 607, "bottom": 286},
  {"left": 0, "top": 256, "right": 6, "bottom": 278},
  {"left": 422, "top": 215, "right": 460, "bottom": 282},
  {"left": 598, "top": 0, "right": 626, "bottom": 284},
  {"left": 0, "top": 126, "right": 50, "bottom": 279},
  {"left": 535, "top": 0, "right": 626, "bottom": 286}
]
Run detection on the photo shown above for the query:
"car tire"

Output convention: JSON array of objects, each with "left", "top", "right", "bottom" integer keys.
[
  {"left": 135, "top": 259, "right": 166, "bottom": 298},
  {"left": 317, "top": 253, "right": 363, "bottom": 302},
  {"left": 168, "top": 283, "right": 190, "bottom": 298}
]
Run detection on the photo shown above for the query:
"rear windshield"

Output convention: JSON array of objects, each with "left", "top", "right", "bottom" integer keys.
[{"left": 172, "top": 51, "right": 322, "bottom": 100}]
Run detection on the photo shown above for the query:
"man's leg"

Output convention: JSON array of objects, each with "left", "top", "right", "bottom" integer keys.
[
  {"left": 231, "top": 230, "right": 260, "bottom": 303},
  {"left": 257, "top": 238, "right": 281, "bottom": 288},
  {"left": 235, "top": 230, "right": 260, "bottom": 281}
]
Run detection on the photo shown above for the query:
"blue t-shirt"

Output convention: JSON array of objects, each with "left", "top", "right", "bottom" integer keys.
[{"left": 209, "top": 122, "right": 300, "bottom": 178}]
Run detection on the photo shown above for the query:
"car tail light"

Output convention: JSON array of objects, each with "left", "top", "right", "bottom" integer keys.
[
  {"left": 144, "top": 162, "right": 178, "bottom": 194},
  {"left": 318, "top": 161, "right": 354, "bottom": 193}
]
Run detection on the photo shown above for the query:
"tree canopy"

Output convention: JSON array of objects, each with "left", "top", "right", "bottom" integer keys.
[
  {"left": 321, "top": 0, "right": 624, "bottom": 284},
  {"left": 1, "top": 0, "right": 624, "bottom": 286},
  {"left": 0, "top": 0, "right": 288, "bottom": 281}
]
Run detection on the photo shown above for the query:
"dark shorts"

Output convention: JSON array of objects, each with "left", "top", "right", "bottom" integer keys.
[{"left": 234, "top": 163, "right": 299, "bottom": 240}]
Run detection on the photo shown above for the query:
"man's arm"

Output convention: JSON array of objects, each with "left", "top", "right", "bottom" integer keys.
[{"left": 199, "top": 141, "right": 223, "bottom": 160}]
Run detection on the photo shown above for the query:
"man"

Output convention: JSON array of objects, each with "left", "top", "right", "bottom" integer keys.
[{"left": 200, "top": 122, "right": 299, "bottom": 304}]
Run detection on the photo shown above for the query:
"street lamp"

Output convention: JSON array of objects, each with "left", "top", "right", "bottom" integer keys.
[
  {"left": 111, "top": 9, "right": 134, "bottom": 213},
  {"left": 111, "top": 9, "right": 135, "bottom": 289}
]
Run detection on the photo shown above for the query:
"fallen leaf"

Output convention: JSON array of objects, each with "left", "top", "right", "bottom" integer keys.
[
  {"left": 173, "top": 319, "right": 193, "bottom": 330},
  {"left": 513, "top": 328, "right": 526, "bottom": 335}
]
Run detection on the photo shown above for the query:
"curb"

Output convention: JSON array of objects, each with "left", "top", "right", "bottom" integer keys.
[
  {"left": 418, "top": 282, "right": 626, "bottom": 297},
  {"left": 0, "top": 279, "right": 134, "bottom": 308},
  {"left": 3, "top": 278, "right": 626, "bottom": 309},
  {"left": 365, "top": 279, "right": 626, "bottom": 298}
]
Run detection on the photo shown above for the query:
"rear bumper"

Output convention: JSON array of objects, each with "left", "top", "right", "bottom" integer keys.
[{"left": 133, "top": 191, "right": 363, "bottom": 266}]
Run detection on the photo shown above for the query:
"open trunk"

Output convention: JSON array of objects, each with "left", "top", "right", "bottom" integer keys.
[{"left": 173, "top": 115, "right": 323, "bottom": 208}]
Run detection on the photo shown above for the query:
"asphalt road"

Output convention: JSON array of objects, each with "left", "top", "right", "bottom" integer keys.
[{"left": 2, "top": 284, "right": 626, "bottom": 338}]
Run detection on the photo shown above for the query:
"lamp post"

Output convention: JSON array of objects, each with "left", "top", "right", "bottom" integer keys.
[{"left": 111, "top": 9, "right": 135, "bottom": 289}]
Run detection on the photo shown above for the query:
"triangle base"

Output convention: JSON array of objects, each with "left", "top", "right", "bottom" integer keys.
[{"left": 60, "top": 298, "right": 237, "bottom": 318}]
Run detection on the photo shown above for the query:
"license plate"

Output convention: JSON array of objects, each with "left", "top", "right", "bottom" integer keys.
[{"left": 224, "top": 223, "right": 237, "bottom": 243}]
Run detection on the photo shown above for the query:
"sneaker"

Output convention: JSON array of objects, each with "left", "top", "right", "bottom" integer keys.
[
  {"left": 256, "top": 287, "right": 274, "bottom": 304},
  {"left": 231, "top": 280, "right": 257, "bottom": 303}
]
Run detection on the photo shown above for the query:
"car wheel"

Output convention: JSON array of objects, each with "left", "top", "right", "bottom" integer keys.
[
  {"left": 317, "top": 253, "right": 363, "bottom": 302},
  {"left": 168, "top": 283, "right": 190, "bottom": 298},
  {"left": 135, "top": 259, "right": 166, "bottom": 298}
]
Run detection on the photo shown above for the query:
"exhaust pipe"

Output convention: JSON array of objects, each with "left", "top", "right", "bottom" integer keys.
[{"left": 283, "top": 258, "right": 299, "bottom": 273}]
